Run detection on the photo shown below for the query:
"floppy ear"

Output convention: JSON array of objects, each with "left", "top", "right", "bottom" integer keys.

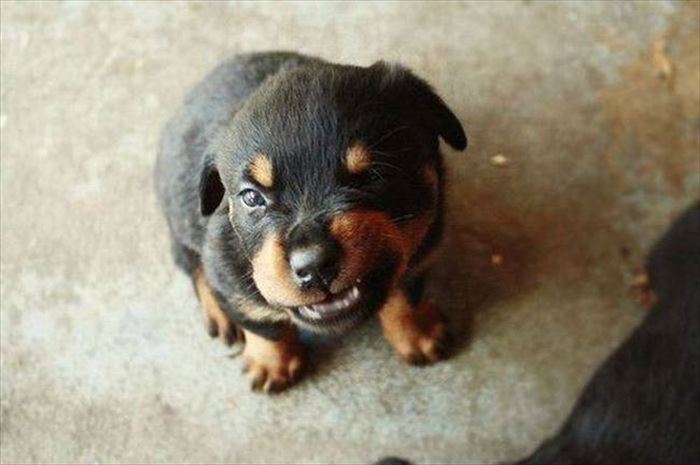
[
  {"left": 199, "top": 154, "right": 225, "bottom": 216},
  {"left": 370, "top": 62, "right": 467, "bottom": 151}
]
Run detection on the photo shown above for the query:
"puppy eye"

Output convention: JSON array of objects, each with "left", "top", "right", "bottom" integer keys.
[{"left": 240, "top": 189, "right": 266, "bottom": 208}]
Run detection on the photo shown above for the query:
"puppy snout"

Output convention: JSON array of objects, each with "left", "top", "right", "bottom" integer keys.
[{"left": 289, "top": 244, "right": 340, "bottom": 291}]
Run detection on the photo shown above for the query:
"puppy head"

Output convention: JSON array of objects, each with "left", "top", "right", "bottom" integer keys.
[{"left": 200, "top": 61, "right": 467, "bottom": 332}]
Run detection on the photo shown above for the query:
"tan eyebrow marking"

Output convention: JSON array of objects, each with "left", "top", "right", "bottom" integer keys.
[
  {"left": 248, "top": 153, "right": 274, "bottom": 188},
  {"left": 345, "top": 144, "right": 372, "bottom": 174}
]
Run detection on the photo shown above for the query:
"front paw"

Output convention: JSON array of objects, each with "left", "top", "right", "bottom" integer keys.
[
  {"left": 379, "top": 294, "right": 449, "bottom": 366},
  {"left": 242, "top": 328, "right": 304, "bottom": 393},
  {"left": 194, "top": 267, "right": 241, "bottom": 345}
]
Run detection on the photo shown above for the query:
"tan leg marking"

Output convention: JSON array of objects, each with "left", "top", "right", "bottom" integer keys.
[
  {"left": 242, "top": 326, "right": 303, "bottom": 393},
  {"left": 194, "top": 267, "right": 241, "bottom": 345},
  {"left": 379, "top": 290, "right": 448, "bottom": 365}
]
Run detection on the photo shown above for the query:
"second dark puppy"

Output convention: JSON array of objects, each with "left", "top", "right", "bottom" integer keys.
[
  {"left": 155, "top": 52, "right": 467, "bottom": 392},
  {"left": 515, "top": 203, "right": 700, "bottom": 465},
  {"left": 376, "top": 203, "right": 700, "bottom": 464}
]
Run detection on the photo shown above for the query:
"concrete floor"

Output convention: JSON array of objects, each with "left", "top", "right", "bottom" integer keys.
[{"left": 1, "top": 2, "right": 698, "bottom": 464}]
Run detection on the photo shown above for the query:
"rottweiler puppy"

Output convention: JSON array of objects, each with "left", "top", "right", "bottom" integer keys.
[{"left": 155, "top": 52, "right": 467, "bottom": 392}]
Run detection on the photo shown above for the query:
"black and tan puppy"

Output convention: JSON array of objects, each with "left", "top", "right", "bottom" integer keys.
[{"left": 155, "top": 52, "right": 467, "bottom": 392}]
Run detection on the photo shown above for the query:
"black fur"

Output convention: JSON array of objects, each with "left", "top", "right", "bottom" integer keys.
[
  {"left": 374, "top": 458, "right": 413, "bottom": 465},
  {"left": 155, "top": 52, "right": 466, "bottom": 339},
  {"left": 199, "top": 153, "right": 224, "bottom": 216}
]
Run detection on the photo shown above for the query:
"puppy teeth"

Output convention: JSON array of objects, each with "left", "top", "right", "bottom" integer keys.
[
  {"left": 308, "top": 285, "right": 361, "bottom": 315},
  {"left": 300, "top": 306, "right": 322, "bottom": 320}
]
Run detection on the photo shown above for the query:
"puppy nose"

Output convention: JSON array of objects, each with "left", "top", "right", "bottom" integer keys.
[{"left": 289, "top": 244, "right": 339, "bottom": 290}]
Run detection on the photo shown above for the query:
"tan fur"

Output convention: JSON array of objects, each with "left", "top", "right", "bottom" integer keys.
[
  {"left": 378, "top": 289, "right": 446, "bottom": 364},
  {"left": 242, "top": 325, "right": 303, "bottom": 392},
  {"left": 238, "top": 300, "right": 290, "bottom": 323},
  {"left": 251, "top": 163, "right": 438, "bottom": 306},
  {"left": 329, "top": 164, "right": 438, "bottom": 293},
  {"left": 251, "top": 233, "right": 325, "bottom": 306},
  {"left": 194, "top": 266, "right": 240, "bottom": 345},
  {"left": 345, "top": 144, "right": 372, "bottom": 174},
  {"left": 248, "top": 153, "right": 274, "bottom": 187},
  {"left": 329, "top": 211, "right": 408, "bottom": 293}
]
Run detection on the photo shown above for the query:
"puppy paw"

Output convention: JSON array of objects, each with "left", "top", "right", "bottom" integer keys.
[
  {"left": 242, "top": 328, "right": 303, "bottom": 393},
  {"left": 206, "top": 311, "right": 242, "bottom": 346},
  {"left": 194, "top": 267, "right": 242, "bottom": 346},
  {"left": 379, "top": 292, "right": 449, "bottom": 366}
]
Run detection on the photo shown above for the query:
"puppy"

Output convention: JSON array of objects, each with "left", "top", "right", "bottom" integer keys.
[
  {"left": 515, "top": 202, "right": 700, "bottom": 465},
  {"left": 155, "top": 52, "right": 467, "bottom": 392},
  {"left": 375, "top": 203, "right": 700, "bottom": 464}
]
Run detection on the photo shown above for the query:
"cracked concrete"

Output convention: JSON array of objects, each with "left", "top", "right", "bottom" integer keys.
[{"left": 1, "top": 2, "right": 698, "bottom": 464}]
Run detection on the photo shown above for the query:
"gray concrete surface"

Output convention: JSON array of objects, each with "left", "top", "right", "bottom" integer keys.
[{"left": 1, "top": 2, "right": 698, "bottom": 463}]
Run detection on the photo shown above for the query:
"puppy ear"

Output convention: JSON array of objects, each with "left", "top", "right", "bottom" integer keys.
[
  {"left": 199, "top": 154, "right": 225, "bottom": 216},
  {"left": 370, "top": 62, "right": 467, "bottom": 151}
]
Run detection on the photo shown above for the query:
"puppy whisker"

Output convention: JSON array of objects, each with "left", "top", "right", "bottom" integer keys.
[
  {"left": 369, "top": 160, "right": 409, "bottom": 176},
  {"left": 229, "top": 222, "right": 254, "bottom": 265},
  {"left": 371, "top": 147, "right": 413, "bottom": 156},
  {"left": 367, "top": 125, "right": 411, "bottom": 149},
  {"left": 391, "top": 214, "right": 416, "bottom": 224}
]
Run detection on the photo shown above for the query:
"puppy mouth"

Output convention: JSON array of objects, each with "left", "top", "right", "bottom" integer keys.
[
  {"left": 290, "top": 282, "right": 370, "bottom": 332},
  {"left": 298, "top": 285, "right": 362, "bottom": 321}
]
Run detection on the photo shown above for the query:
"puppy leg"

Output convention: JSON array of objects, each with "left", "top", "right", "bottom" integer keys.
[
  {"left": 193, "top": 266, "right": 241, "bottom": 345},
  {"left": 379, "top": 289, "right": 448, "bottom": 365},
  {"left": 242, "top": 325, "right": 303, "bottom": 393}
]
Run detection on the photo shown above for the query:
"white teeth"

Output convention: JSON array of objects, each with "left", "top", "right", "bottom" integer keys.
[
  {"left": 299, "top": 306, "right": 322, "bottom": 320},
  {"left": 305, "top": 285, "right": 361, "bottom": 317}
]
